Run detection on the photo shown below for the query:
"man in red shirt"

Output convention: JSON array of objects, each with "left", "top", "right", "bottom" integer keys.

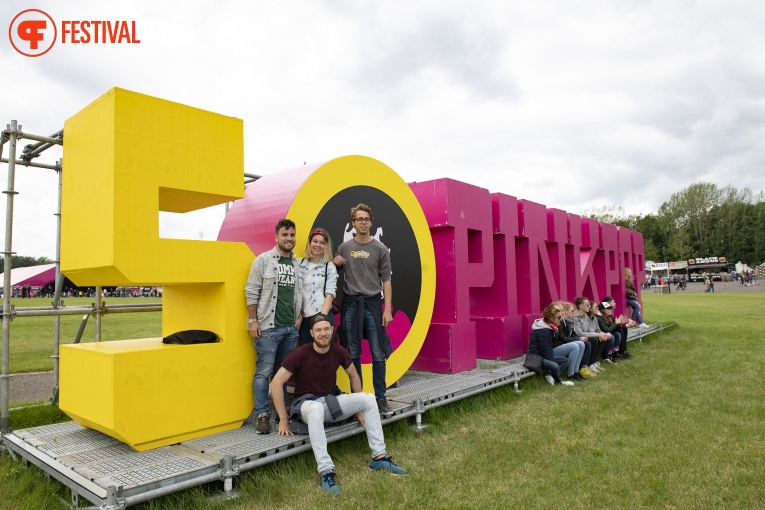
[{"left": 270, "top": 314, "right": 408, "bottom": 495}]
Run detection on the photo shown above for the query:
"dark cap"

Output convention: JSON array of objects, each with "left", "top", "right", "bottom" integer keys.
[
  {"left": 310, "top": 313, "right": 332, "bottom": 328},
  {"left": 598, "top": 302, "right": 614, "bottom": 310}
]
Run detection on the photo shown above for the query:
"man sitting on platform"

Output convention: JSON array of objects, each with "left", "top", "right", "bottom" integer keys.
[{"left": 270, "top": 313, "right": 408, "bottom": 495}]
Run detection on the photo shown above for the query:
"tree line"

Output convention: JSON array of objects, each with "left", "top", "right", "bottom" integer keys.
[{"left": 583, "top": 182, "right": 765, "bottom": 267}]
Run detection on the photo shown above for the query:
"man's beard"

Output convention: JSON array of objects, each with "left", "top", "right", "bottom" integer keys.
[{"left": 313, "top": 336, "right": 331, "bottom": 348}]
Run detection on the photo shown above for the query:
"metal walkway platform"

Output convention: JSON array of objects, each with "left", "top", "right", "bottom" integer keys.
[{"left": 1, "top": 323, "right": 675, "bottom": 509}]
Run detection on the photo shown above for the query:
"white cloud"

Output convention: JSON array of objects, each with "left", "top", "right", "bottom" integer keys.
[{"left": 3, "top": 0, "right": 765, "bottom": 259}]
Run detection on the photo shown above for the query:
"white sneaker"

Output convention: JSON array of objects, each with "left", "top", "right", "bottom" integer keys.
[
  {"left": 545, "top": 375, "right": 555, "bottom": 386},
  {"left": 559, "top": 380, "right": 574, "bottom": 386},
  {"left": 639, "top": 323, "right": 651, "bottom": 329},
  {"left": 589, "top": 364, "right": 600, "bottom": 373},
  {"left": 593, "top": 362, "right": 605, "bottom": 371}
]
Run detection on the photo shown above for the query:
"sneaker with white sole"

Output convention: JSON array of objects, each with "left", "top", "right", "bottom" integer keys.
[
  {"left": 589, "top": 364, "right": 600, "bottom": 373},
  {"left": 369, "top": 456, "right": 408, "bottom": 475},
  {"left": 558, "top": 380, "right": 575, "bottom": 386},
  {"left": 639, "top": 323, "right": 651, "bottom": 329},
  {"left": 593, "top": 362, "right": 605, "bottom": 371},
  {"left": 545, "top": 375, "right": 555, "bottom": 385},
  {"left": 377, "top": 398, "right": 394, "bottom": 417}
]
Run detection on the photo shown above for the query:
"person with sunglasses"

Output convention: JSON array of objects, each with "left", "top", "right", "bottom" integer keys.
[{"left": 528, "top": 303, "right": 575, "bottom": 386}]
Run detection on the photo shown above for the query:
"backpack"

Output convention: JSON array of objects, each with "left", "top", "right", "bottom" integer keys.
[{"left": 162, "top": 330, "right": 219, "bottom": 344}]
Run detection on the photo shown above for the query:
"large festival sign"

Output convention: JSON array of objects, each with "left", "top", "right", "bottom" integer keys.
[
  {"left": 58, "top": 88, "right": 645, "bottom": 451},
  {"left": 216, "top": 156, "right": 438, "bottom": 393}
]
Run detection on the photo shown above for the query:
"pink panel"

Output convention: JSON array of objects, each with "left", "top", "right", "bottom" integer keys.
[
  {"left": 473, "top": 193, "right": 523, "bottom": 360},
  {"left": 409, "top": 179, "right": 493, "bottom": 373},
  {"left": 601, "top": 223, "right": 620, "bottom": 302},
  {"left": 578, "top": 219, "right": 602, "bottom": 300},
  {"left": 217, "top": 163, "right": 322, "bottom": 252},
  {"left": 516, "top": 200, "right": 560, "bottom": 314},
  {"left": 547, "top": 208, "right": 569, "bottom": 300}
]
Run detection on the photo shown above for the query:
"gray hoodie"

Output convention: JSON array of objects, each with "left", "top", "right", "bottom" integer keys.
[{"left": 572, "top": 310, "right": 601, "bottom": 339}]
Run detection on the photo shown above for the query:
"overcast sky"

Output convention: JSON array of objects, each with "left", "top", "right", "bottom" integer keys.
[{"left": 2, "top": 0, "right": 765, "bottom": 259}]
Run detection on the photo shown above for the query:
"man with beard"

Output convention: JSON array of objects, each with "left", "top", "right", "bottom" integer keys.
[
  {"left": 271, "top": 313, "right": 408, "bottom": 495},
  {"left": 245, "top": 218, "right": 303, "bottom": 434}
]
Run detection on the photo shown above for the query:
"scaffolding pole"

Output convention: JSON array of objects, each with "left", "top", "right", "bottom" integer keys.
[
  {"left": 0, "top": 158, "right": 60, "bottom": 171},
  {"left": 52, "top": 159, "right": 63, "bottom": 402},
  {"left": 2, "top": 120, "right": 20, "bottom": 434}
]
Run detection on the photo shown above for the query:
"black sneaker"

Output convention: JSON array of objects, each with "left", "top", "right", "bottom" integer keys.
[
  {"left": 569, "top": 373, "right": 585, "bottom": 381},
  {"left": 377, "top": 398, "right": 394, "bottom": 417},
  {"left": 256, "top": 413, "right": 271, "bottom": 434}
]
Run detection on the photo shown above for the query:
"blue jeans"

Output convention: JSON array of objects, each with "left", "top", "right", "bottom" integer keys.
[
  {"left": 626, "top": 298, "right": 644, "bottom": 324},
  {"left": 301, "top": 393, "right": 386, "bottom": 474},
  {"left": 553, "top": 341, "right": 585, "bottom": 377},
  {"left": 344, "top": 302, "right": 387, "bottom": 400},
  {"left": 253, "top": 325, "right": 298, "bottom": 415},
  {"left": 543, "top": 356, "right": 569, "bottom": 383},
  {"left": 609, "top": 331, "right": 622, "bottom": 355}
]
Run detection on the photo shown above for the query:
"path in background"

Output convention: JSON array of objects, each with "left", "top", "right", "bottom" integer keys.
[
  {"left": 646, "top": 280, "right": 761, "bottom": 294},
  {"left": 9, "top": 371, "right": 53, "bottom": 404}
]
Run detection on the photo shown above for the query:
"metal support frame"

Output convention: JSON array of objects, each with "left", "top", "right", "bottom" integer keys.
[
  {"left": 412, "top": 398, "right": 427, "bottom": 435},
  {"left": 1, "top": 121, "right": 20, "bottom": 434}
]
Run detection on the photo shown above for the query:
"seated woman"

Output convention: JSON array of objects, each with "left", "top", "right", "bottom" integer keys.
[
  {"left": 596, "top": 302, "right": 623, "bottom": 363},
  {"left": 625, "top": 268, "right": 650, "bottom": 328},
  {"left": 573, "top": 297, "right": 610, "bottom": 373},
  {"left": 528, "top": 304, "right": 574, "bottom": 386},
  {"left": 560, "top": 301, "right": 594, "bottom": 377},
  {"left": 551, "top": 301, "right": 587, "bottom": 381}
]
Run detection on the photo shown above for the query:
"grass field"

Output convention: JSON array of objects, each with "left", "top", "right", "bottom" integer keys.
[
  {"left": 2, "top": 297, "right": 162, "bottom": 373},
  {"left": 2, "top": 293, "right": 765, "bottom": 509}
]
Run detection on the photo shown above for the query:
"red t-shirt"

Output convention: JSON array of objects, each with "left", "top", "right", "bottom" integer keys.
[{"left": 281, "top": 343, "right": 352, "bottom": 398}]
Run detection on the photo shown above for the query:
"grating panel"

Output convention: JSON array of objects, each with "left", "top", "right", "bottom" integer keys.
[
  {"left": 58, "top": 443, "right": 137, "bottom": 468},
  {"left": 33, "top": 429, "right": 122, "bottom": 459},
  {"left": 388, "top": 373, "right": 500, "bottom": 404},
  {"left": 74, "top": 448, "right": 180, "bottom": 480},
  {"left": 93, "top": 455, "right": 214, "bottom": 489},
  {"left": 14, "top": 421, "right": 83, "bottom": 440}
]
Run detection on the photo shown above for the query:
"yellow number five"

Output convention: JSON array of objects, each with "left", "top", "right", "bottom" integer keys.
[{"left": 60, "top": 88, "right": 254, "bottom": 451}]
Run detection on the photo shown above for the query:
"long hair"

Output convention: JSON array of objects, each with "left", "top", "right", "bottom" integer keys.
[
  {"left": 542, "top": 303, "right": 560, "bottom": 324},
  {"left": 303, "top": 227, "right": 333, "bottom": 262}
]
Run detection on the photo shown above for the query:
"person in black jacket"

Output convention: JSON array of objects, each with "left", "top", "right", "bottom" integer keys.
[
  {"left": 528, "top": 304, "right": 574, "bottom": 386},
  {"left": 596, "top": 302, "right": 622, "bottom": 363},
  {"left": 603, "top": 296, "right": 636, "bottom": 359}
]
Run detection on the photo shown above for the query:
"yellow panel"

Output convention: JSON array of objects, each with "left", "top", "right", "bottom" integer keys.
[
  {"left": 60, "top": 88, "right": 253, "bottom": 450},
  {"left": 286, "top": 156, "right": 437, "bottom": 394}
]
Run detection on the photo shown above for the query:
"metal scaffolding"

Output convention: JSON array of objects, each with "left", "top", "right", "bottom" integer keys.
[{"left": 1, "top": 121, "right": 64, "bottom": 434}]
